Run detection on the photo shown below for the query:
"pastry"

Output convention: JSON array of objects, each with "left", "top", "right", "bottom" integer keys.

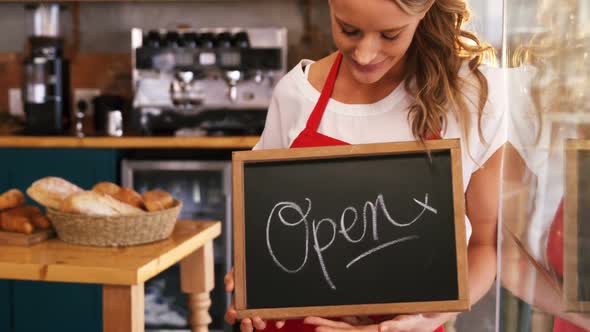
[
  {"left": 0, "top": 214, "right": 34, "bottom": 235},
  {"left": 0, "top": 189, "right": 26, "bottom": 211},
  {"left": 92, "top": 182, "right": 121, "bottom": 196},
  {"left": 143, "top": 190, "right": 174, "bottom": 212},
  {"left": 112, "top": 188, "right": 144, "bottom": 209},
  {"left": 3, "top": 205, "right": 51, "bottom": 229}
]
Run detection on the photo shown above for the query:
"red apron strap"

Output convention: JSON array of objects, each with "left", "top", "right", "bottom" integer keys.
[
  {"left": 426, "top": 132, "right": 441, "bottom": 140},
  {"left": 425, "top": 132, "right": 441, "bottom": 140},
  {"left": 425, "top": 124, "right": 442, "bottom": 140},
  {"left": 305, "top": 52, "right": 343, "bottom": 132}
]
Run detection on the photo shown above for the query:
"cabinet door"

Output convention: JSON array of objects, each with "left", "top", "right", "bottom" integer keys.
[
  {"left": 0, "top": 159, "right": 12, "bottom": 331},
  {"left": 0, "top": 148, "right": 120, "bottom": 332},
  {"left": 0, "top": 280, "right": 11, "bottom": 332}
]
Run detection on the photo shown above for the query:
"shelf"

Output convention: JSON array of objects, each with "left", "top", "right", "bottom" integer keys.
[{"left": 0, "top": 136, "right": 259, "bottom": 149}]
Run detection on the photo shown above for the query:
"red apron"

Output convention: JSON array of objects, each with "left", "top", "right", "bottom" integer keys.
[
  {"left": 548, "top": 201, "right": 589, "bottom": 332},
  {"left": 262, "top": 52, "right": 444, "bottom": 332}
]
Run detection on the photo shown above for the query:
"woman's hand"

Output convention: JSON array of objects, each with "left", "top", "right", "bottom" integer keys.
[
  {"left": 377, "top": 313, "right": 449, "bottom": 332},
  {"left": 223, "top": 267, "right": 286, "bottom": 331},
  {"left": 303, "top": 316, "right": 380, "bottom": 331},
  {"left": 304, "top": 312, "right": 454, "bottom": 332}
]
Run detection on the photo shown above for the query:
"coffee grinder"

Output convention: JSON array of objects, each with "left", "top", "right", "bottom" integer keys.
[{"left": 22, "top": 3, "right": 70, "bottom": 135}]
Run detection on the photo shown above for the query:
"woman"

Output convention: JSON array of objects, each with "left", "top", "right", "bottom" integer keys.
[{"left": 226, "top": 0, "right": 505, "bottom": 331}]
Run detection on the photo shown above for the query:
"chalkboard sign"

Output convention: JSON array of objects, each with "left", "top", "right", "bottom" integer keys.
[
  {"left": 565, "top": 139, "right": 590, "bottom": 312},
  {"left": 232, "top": 140, "right": 469, "bottom": 319}
]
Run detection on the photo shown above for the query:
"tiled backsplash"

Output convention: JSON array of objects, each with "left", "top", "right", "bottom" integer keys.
[
  {"left": 0, "top": 0, "right": 499, "bottom": 60},
  {"left": 0, "top": 1, "right": 335, "bottom": 114},
  {"left": 0, "top": 0, "right": 500, "bottom": 116}
]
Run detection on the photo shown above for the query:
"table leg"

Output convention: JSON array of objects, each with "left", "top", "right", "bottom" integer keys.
[
  {"left": 103, "top": 284, "right": 145, "bottom": 332},
  {"left": 181, "top": 241, "right": 215, "bottom": 332}
]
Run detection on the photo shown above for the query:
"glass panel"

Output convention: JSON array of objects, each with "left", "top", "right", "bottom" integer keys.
[
  {"left": 501, "top": 0, "right": 590, "bottom": 330},
  {"left": 130, "top": 166, "right": 230, "bottom": 332}
]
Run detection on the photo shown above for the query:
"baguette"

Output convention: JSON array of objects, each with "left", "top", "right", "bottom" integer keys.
[
  {"left": 0, "top": 189, "right": 26, "bottom": 211},
  {"left": 27, "top": 177, "right": 83, "bottom": 210},
  {"left": 61, "top": 191, "right": 145, "bottom": 216}
]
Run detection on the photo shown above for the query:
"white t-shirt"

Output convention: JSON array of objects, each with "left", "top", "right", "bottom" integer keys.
[{"left": 254, "top": 59, "right": 508, "bottom": 242}]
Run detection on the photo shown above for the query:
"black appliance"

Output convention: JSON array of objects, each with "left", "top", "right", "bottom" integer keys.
[
  {"left": 131, "top": 27, "right": 287, "bottom": 137},
  {"left": 22, "top": 4, "right": 71, "bottom": 136}
]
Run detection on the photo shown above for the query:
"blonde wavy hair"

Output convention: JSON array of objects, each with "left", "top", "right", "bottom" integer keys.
[{"left": 396, "top": 0, "right": 496, "bottom": 144}]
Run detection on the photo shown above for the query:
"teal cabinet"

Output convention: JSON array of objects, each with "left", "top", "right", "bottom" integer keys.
[
  {"left": 13, "top": 281, "right": 103, "bottom": 332},
  {"left": 0, "top": 148, "right": 120, "bottom": 332},
  {"left": 0, "top": 148, "right": 120, "bottom": 191},
  {"left": 0, "top": 280, "right": 11, "bottom": 331}
]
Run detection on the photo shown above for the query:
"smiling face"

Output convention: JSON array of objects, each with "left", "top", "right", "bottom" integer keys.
[{"left": 329, "top": 0, "right": 427, "bottom": 85}]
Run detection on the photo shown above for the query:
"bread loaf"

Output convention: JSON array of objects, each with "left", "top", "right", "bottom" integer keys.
[
  {"left": 27, "top": 177, "right": 83, "bottom": 210},
  {"left": 92, "top": 182, "right": 121, "bottom": 196},
  {"left": 61, "top": 191, "right": 145, "bottom": 216},
  {"left": 0, "top": 189, "right": 26, "bottom": 211},
  {"left": 143, "top": 190, "right": 174, "bottom": 212}
]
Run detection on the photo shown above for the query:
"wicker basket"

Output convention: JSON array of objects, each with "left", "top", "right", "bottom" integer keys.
[{"left": 47, "top": 200, "right": 182, "bottom": 247}]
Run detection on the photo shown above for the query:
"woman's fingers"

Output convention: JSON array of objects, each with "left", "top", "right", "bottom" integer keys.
[
  {"left": 305, "top": 316, "right": 352, "bottom": 328},
  {"left": 276, "top": 320, "right": 286, "bottom": 329},
  {"left": 226, "top": 309, "right": 267, "bottom": 331},
  {"left": 340, "top": 316, "right": 358, "bottom": 325},
  {"left": 240, "top": 318, "right": 254, "bottom": 332},
  {"left": 224, "top": 300, "right": 237, "bottom": 324},
  {"left": 224, "top": 267, "right": 235, "bottom": 292},
  {"left": 378, "top": 314, "right": 422, "bottom": 332},
  {"left": 252, "top": 317, "right": 267, "bottom": 330},
  {"left": 226, "top": 268, "right": 260, "bottom": 331}
]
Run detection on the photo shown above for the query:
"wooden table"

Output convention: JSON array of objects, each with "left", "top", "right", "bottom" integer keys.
[{"left": 0, "top": 220, "right": 221, "bottom": 332}]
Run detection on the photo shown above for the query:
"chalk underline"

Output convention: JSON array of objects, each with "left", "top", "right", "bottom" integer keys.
[{"left": 345, "top": 235, "right": 420, "bottom": 269}]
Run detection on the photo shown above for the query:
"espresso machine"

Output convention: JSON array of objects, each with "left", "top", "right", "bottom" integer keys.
[
  {"left": 131, "top": 27, "right": 287, "bottom": 136},
  {"left": 22, "top": 3, "right": 70, "bottom": 135}
]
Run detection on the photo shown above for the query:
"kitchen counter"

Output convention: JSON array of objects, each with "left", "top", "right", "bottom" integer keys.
[{"left": 0, "top": 135, "right": 259, "bottom": 149}]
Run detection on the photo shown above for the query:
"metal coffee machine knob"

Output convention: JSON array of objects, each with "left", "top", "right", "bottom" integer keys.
[
  {"left": 74, "top": 100, "right": 87, "bottom": 137},
  {"left": 224, "top": 70, "right": 242, "bottom": 103},
  {"left": 170, "top": 71, "right": 204, "bottom": 107}
]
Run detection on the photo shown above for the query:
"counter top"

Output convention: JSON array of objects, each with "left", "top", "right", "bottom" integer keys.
[
  {"left": 0, "top": 135, "right": 259, "bottom": 149},
  {"left": 0, "top": 220, "right": 221, "bottom": 285}
]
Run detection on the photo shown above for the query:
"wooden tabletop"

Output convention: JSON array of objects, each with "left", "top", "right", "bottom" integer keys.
[
  {"left": 0, "top": 220, "right": 221, "bottom": 285},
  {"left": 0, "top": 136, "right": 259, "bottom": 149}
]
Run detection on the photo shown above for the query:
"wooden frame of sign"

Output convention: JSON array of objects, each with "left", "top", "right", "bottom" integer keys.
[
  {"left": 232, "top": 139, "right": 469, "bottom": 319},
  {"left": 564, "top": 139, "right": 590, "bottom": 312}
]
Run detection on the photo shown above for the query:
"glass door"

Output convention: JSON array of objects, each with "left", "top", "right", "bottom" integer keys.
[{"left": 122, "top": 160, "right": 232, "bottom": 332}]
